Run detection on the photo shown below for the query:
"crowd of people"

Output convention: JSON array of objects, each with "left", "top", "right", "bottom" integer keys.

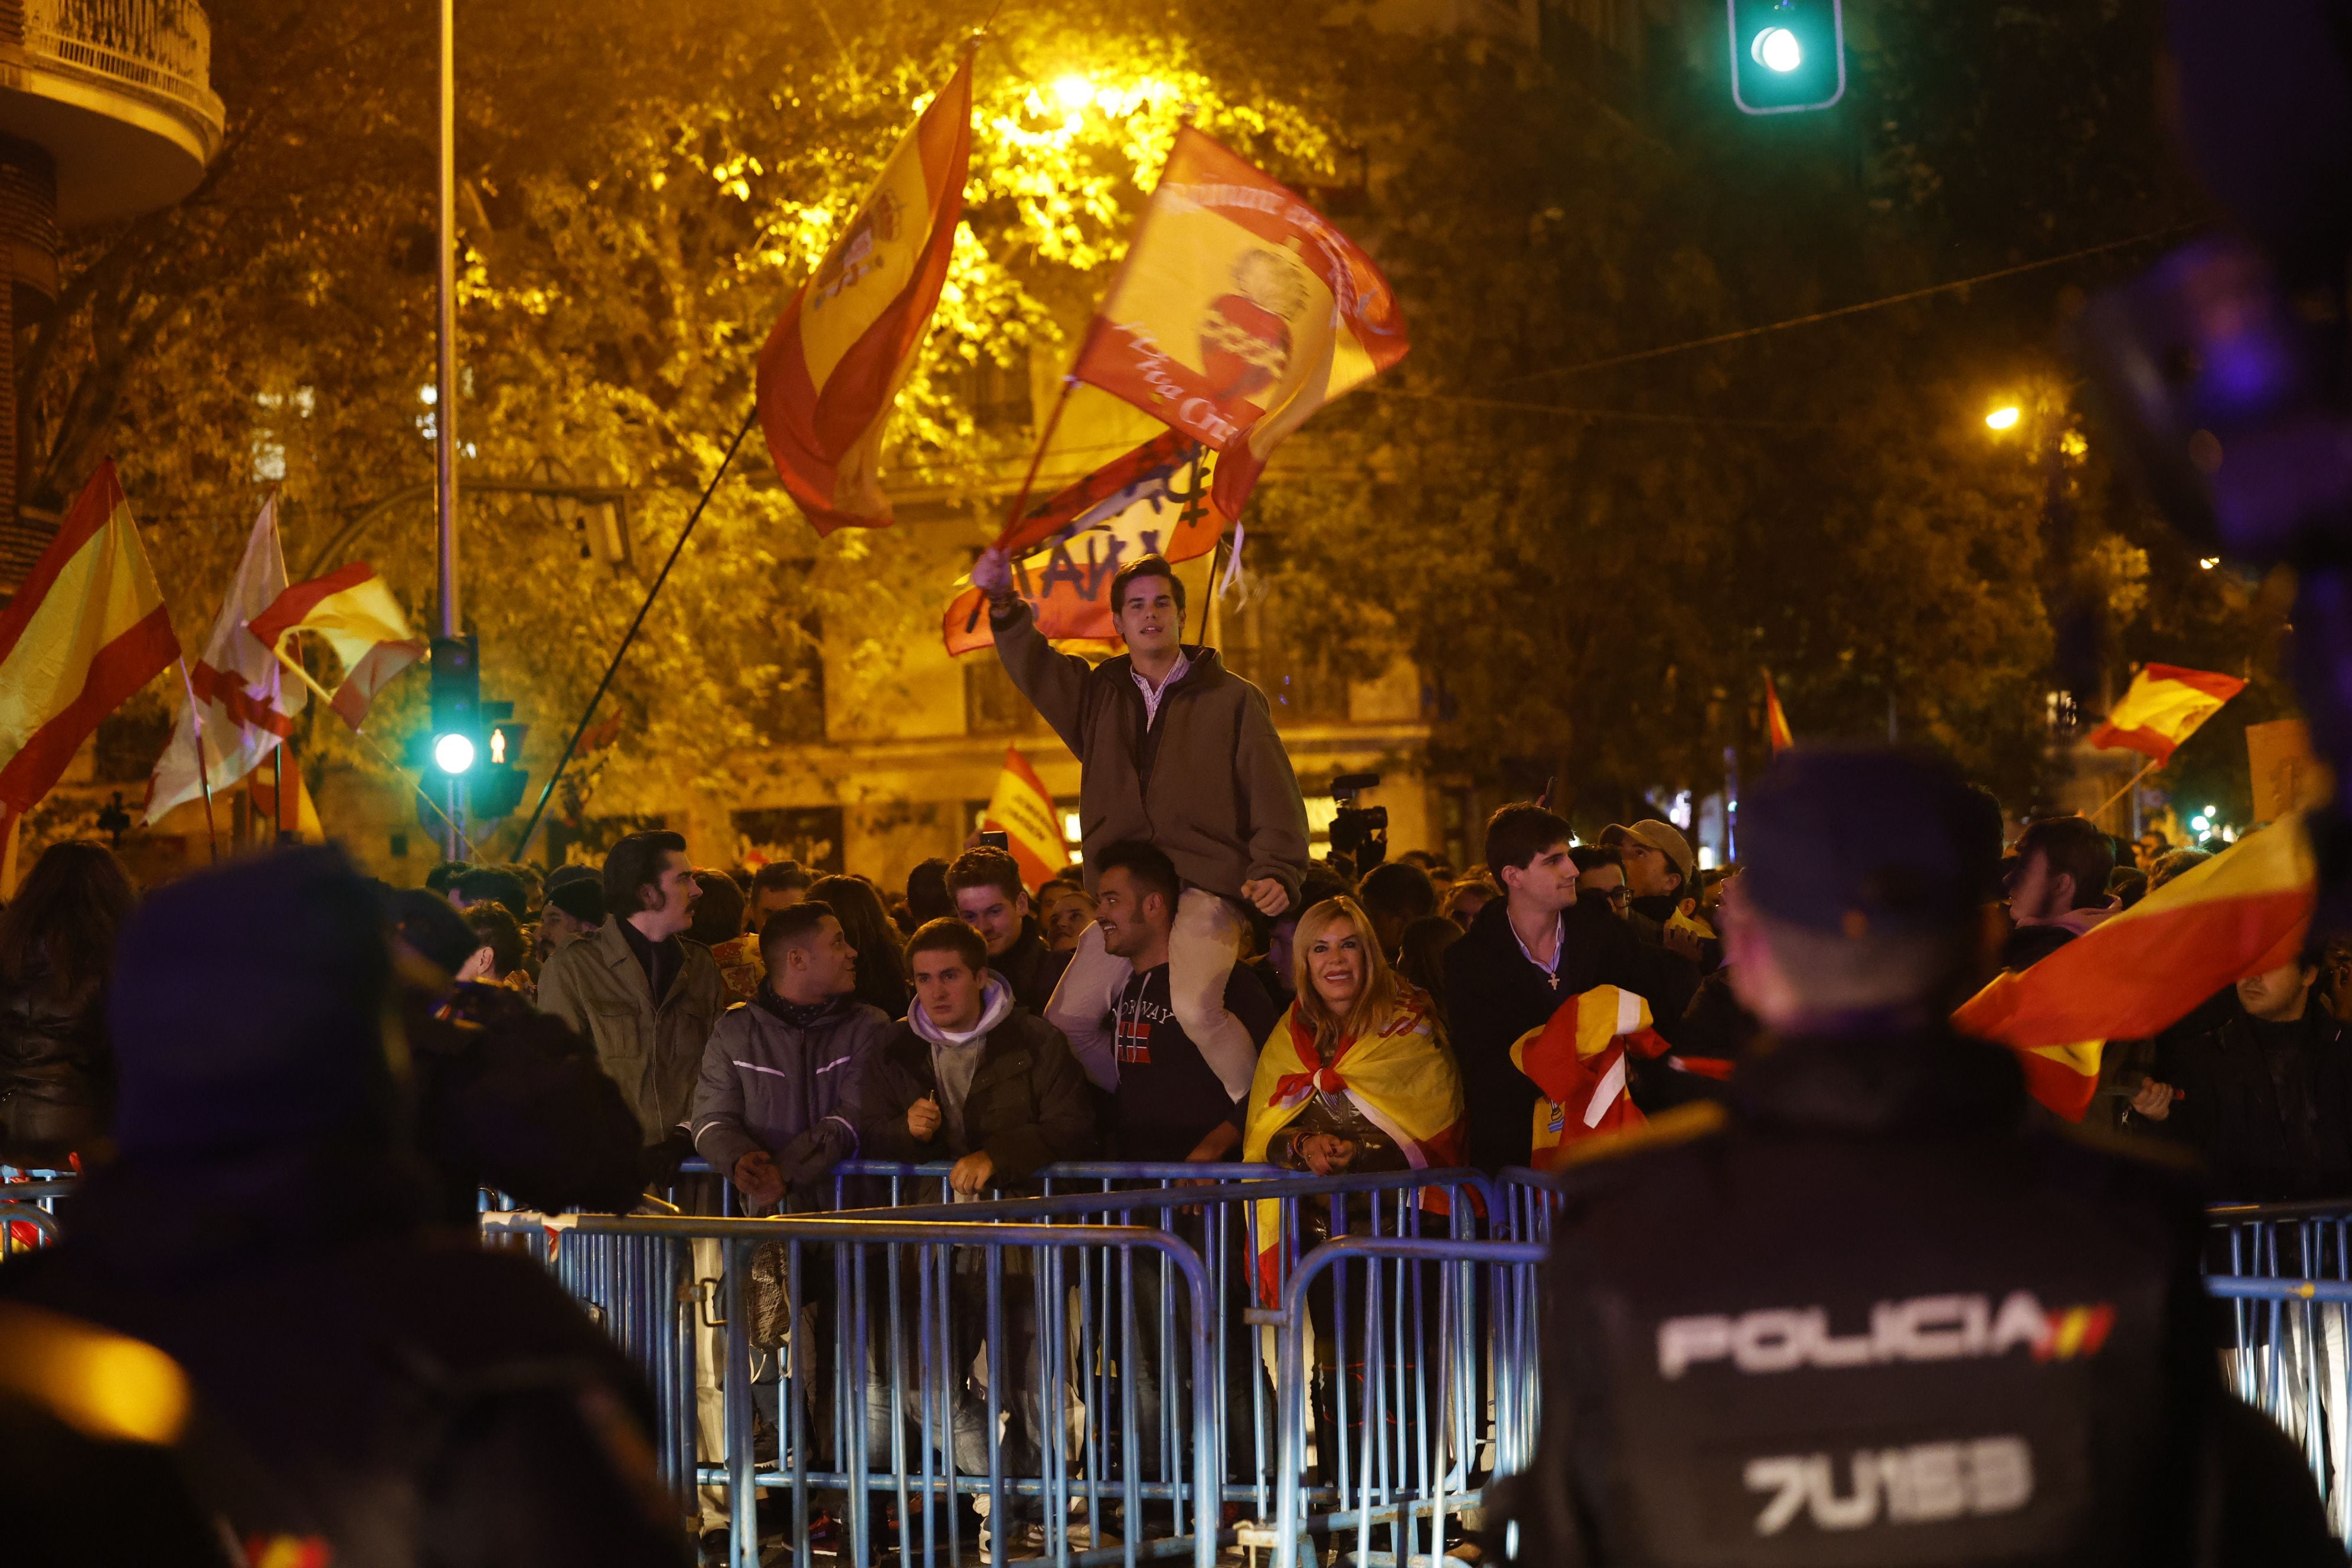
[{"left": 0, "top": 549, "right": 2343, "bottom": 1564}]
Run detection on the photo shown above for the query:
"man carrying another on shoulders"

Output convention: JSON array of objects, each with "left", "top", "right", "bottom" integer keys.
[{"left": 969, "top": 547, "right": 1307, "bottom": 1109}]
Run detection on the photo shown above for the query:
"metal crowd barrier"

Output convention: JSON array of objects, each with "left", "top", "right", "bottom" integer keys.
[
  {"left": 1266, "top": 1234, "right": 1548, "bottom": 1568},
  {"left": 484, "top": 1208, "right": 1221, "bottom": 1568},
  {"left": 0, "top": 1168, "right": 73, "bottom": 1257}
]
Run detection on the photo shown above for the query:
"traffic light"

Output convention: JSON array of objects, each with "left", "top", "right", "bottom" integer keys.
[
  {"left": 427, "top": 635, "right": 480, "bottom": 779},
  {"left": 469, "top": 720, "right": 530, "bottom": 819},
  {"left": 1727, "top": 0, "right": 1845, "bottom": 116}
]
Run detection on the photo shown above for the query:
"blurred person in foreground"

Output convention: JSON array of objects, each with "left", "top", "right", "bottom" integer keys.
[
  {"left": 0, "top": 841, "right": 135, "bottom": 1170},
  {"left": 0, "top": 847, "right": 687, "bottom": 1566},
  {"left": 383, "top": 889, "right": 643, "bottom": 1224},
  {"left": 1504, "top": 748, "right": 2335, "bottom": 1567}
]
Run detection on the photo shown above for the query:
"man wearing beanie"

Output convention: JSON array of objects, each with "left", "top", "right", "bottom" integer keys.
[
  {"left": 0, "top": 847, "right": 688, "bottom": 1565},
  {"left": 1505, "top": 749, "right": 2335, "bottom": 1567}
]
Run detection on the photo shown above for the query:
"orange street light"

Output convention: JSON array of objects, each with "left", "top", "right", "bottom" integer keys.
[{"left": 1985, "top": 405, "right": 2021, "bottom": 431}]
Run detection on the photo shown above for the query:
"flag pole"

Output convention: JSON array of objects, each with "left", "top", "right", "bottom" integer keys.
[
  {"left": 988, "top": 377, "right": 1078, "bottom": 554},
  {"left": 2088, "top": 757, "right": 2161, "bottom": 825},
  {"left": 174, "top": 658, "right": 221, "bottom": 864},
  {"left": 509, "top": 404, "right": 760, "bottom": 864}
]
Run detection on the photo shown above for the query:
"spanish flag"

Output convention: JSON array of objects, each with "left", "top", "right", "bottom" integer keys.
[
  {"left": 1510, "top": 985, "right": 1675, "bottom": 1170},
  {"left": 756, "top": 53, "right": 971, "bottom": 536},
  {"left": 1244, "top": 988, "right": 1464, "bottom": 1304},
  {"left": 2088, "top": 663, "right": 2245, "bottom": 763},
  {"left": 943, "top": 429, "right": 1229, "bottom": 655},
  {"left": 1954, "top": 815, "right": 2312, "bottom": 1119},
  {"left": 246, "top": 563, "right": 425, "bottom": 730},
  {"left": 0, "top": 461, "right": 177, "bottom": 814},
  {"left": 1764, "top": 671, "right": 1794, "bottom": 754},
  {"left": 1070, "top": 126, "right": 1409, "bottom": 520},
  {"left": 981, "top": 745, "right": 1068, "bottom": 891}
]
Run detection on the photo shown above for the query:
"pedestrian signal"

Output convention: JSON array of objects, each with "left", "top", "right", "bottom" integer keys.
[{"left": 1728, "top": 0, "right": 1844, "bottom": 115}]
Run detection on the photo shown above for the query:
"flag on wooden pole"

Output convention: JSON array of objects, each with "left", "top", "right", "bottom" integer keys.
[
  {"left": 1069, "top": 126, "right": 1410, "bottom": 519},
  {"left": 2088, "top": 663, "right": 2246, "bottom": 763},
  {"left": 246, "top": 563, "right": 426, "bottom": 730},
  {"left": 0, "top": 460, "right": 178, "bottom": 814},
  {"left": 981, "top": 745, "right": 1069, "bottom": 890},
  {"left": 146, "top": 496, "right": 304, "bottom": 824},
  {"left": 756, "top": 53, "right": 972, "bottom": 535}
]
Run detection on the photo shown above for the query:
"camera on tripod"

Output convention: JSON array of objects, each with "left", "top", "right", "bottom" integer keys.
[{"left": 1328, "top": 772, "right": 1388, "bottom": 872}]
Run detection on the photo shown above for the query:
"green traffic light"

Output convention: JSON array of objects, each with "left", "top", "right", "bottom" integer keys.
[
  {"left": 433, "top": 732, "right": 477, "bottom": 774},
  {"left": 1752, "top": 26, "right": 1801, "bottom": 71}
]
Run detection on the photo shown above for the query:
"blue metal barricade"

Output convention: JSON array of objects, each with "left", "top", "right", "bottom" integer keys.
[
  {"left": 853, "top": 1165, "right": 1501, "bottom": 1534},
  {"left": 1493, "top": 1166, "right": 1565, "bottom": 1246},
  {"left": 0, "top": 1170, "right": 73, "bottom": 1258},
  {"left": 485, "top": 1209, "right": 1221, "bottom": 1568},
  {"left": 1263, "top": 1234, "right": 1547, "bottom": 1568}
]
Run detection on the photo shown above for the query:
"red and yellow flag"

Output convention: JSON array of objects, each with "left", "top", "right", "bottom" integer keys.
[
  {"left": 247, "top": 563, "right": 426, "bottom": 731},
  {"left": 981, "top": 745, "right": 1069, "bottom": 891},
  {"left": 1954, "top": 815, "right": 2313, "bottom": 1119},
  {"left": 757, "top": 54, "right": 972, "bottom": 536},
  {"left": 0, "top": 462, "right": 178, "bottom": 814},
  {"left": 1069, "top": 126, "right": 1409, "bottom": 520},
  {"left": 1510, "top": 985, "right": 1675, "bottom": 1170},
  {"left": 944, "top": 431, "right": 1229, "bottom": 655},
  {"left": 2087, "top": 662, "right": 2245, "bottom": 763},
  {"left": 1764, "top": 671, "right": 1794, "bottom": 754},
  {"left": 1244, "top": 988, "right": 1464, "bottom": 1302}
]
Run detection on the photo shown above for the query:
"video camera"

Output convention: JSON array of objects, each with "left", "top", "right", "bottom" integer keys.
[{"left": 1329, "top": 772, "right": 1389, "bottom": 873}]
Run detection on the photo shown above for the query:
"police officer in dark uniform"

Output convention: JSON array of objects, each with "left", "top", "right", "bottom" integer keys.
[
  {"left": 1507, "top": 748, "right": 2337, "bottom": 1568},
  {"left": 0, "top": 848, "right": 688, "bottom": 1567}
]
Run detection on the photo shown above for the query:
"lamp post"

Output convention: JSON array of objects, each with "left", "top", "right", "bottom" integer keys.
[{"left": 433, "top": 0, "right": 464, "bottom": 860}]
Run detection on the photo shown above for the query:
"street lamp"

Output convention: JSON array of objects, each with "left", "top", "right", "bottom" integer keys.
[
  {"left": 1985, "top": 405, "right": 2021, "bottom": 431},
  {"left": 1052, "top": 74, "right": 1093, "bottom": 110}
]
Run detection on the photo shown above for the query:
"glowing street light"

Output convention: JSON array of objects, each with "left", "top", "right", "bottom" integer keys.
[
  {"left": 1751, "top": 26, "right": 1802, "bottom": 72},
  {"left": 1985, "top": 406, "right": 2021, "bottom": 431},
  {"left": 1051, "top": 74, "right": 1093, "bottom": 110},
  {"left": 433, "top": 731, "right": 476, "bottom": 775},
  {"left": 2200, "top": 557, "right": 2220, "bottom": 570}
]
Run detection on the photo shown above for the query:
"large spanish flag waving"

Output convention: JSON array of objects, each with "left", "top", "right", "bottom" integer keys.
[
  {"left": 1955, "top": 816, "right": 2312, "bottom": 1119},
  {"left": 1070, "top": 126, "right": 1409, "bottom": 520},
  {"left": 757, "top": 53, "right": 972, "bottom": 536},
  {"left": 2088, "top": 663, "right": 2245, "bottom": 763},
  {"left": 1244, "top": 989, "right": 1463, "bottom": 1304},
  {"left": 0, "top": 462, "right": 177, "bottom": 814}
]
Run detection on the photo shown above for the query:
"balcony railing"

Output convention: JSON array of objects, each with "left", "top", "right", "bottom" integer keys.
[{"left": 22, "top": 0, "right": 225, "bottom": 123}]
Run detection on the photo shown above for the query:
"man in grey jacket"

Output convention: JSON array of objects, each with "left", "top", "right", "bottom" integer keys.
[{"left": 690, "top": 901, "right": 892, "bottom": 1214}]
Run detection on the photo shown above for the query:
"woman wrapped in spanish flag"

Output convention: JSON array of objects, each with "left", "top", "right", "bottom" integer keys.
[{"left": 1242, "top": 895, "right": 1466, "bottom": 1484}]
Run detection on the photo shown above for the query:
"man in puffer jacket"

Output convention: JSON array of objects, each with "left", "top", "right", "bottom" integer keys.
[{"left": 690, "top": 901, "right": 892, "bottom": 1215}]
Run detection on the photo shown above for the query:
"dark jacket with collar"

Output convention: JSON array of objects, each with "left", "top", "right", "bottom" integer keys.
[
  {"left": 1443, "top": 894, "right": 1699, "bottom": 1172},
  {"left": 989, "top": 596, "right": 1309, "bottom": 905},
  {"left": 536, "top": 919, "right": 725, "bottom": 1147},
  {"left": 0, "top": 963, "right": 109, "bottom": 1166},
  {"left": 1511, "top": 1023, "right": 2335, "bottom": 1568},
  {"left": 2138, "top": 1007, "right": 2352, "bottom": 1202},
  {"left": 859, "top": 1005, "right": 1097, "bottom": 1183},
  {"left": 994, "top": 920, "right": 1073, "bottom": 1015},
  {"left": 690, "top": 991, "right": 892, "bottom": 1210}
]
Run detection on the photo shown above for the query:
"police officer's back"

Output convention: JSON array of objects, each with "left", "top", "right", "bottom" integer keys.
[
  {"left": 0, "top": 848, "right": 687, "bottom": 1567},
  {"left": 1510, "top": 749, "right": 2336, "bottom": 1568}
]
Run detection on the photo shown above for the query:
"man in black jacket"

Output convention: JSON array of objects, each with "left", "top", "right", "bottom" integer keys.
[
  {"left": 2128, "top": 958, "right": 2352, "bottom": 1201},
  {"left": 945, "top": 846, "right": 1072, "bottom": 1014},
  {"left": 1507, "top": 749, "right": 2335, "bottom": 1568},
  {"left": 0, "top": 848, "right": 686, "bottom": 1567},
  {"left": 1444, "top": 803, "right": 1700, "bottom": 1172}
]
